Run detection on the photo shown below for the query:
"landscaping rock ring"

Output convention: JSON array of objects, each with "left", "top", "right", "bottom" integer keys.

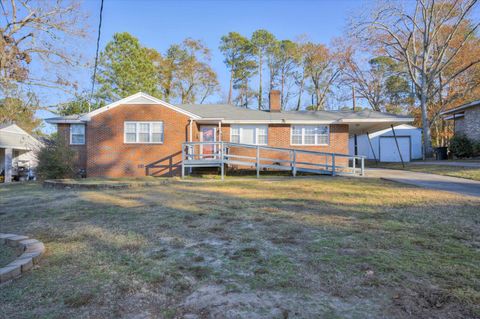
[{"left": 0, "top": 233, "right": 45, "bottom": 283}]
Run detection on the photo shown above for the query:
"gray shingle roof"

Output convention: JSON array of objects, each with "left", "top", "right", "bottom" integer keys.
[
  {"left": 177, "top": 104, "right": 411, "bottom": 122},
  {"left": 46, "top": 101, "right": 412, "bottom": 124}
]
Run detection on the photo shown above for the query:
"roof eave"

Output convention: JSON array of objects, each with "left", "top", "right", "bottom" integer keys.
[
  {"left": 440, "top": 100, "right": 480, "bottom": 116},
  {"left": 221, "top": 118, "right": 414, "bottom": 125},
  {"left": 45, "top": 119, "right": 86, "bottom": 124},
  {"left": 221, "top": 119, "right": 336, "bottom": 124},
  {"left": 340, "top": 118, "right": 414, "bottom": 123},
  {"left": 443, "top": 113, "right": 464, "bottom": 120}
]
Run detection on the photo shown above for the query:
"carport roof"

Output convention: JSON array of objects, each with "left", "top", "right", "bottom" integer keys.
[{"left": 177, "top": 103, "right": 412, "bottom": 123}]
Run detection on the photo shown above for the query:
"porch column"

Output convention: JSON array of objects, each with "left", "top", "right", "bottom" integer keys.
[
  {"left": 4, "top": 148, "right": 12, "bottom": 183},
  {"left": 218, "top": 122, "right": 222, "bottom": 141}
]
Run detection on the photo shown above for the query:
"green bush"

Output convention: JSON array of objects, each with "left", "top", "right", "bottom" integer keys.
[
  {"left": 36, "top": 136, "right": 77, "bottom": 179},
  {"left": 473, "top": 140, "right": 480, "bottom": 157},
  {"left": 449, "top": 134, "right": 473, "bottom": 158}
]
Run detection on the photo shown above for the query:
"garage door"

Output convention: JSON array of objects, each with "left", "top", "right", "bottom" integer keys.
[{"left": 379, "top": 137, "right": 411, "bottom": 162}]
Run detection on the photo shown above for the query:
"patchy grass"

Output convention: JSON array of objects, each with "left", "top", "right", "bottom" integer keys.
[
  {"left": 0, "top": 245, "right": 17, "bottom": 267},
  {"left": 371, "top": 162, "right": 480, "bottom": 181},
  {"left": 0, "top": 178, "right": 479, "bottom": 318}
]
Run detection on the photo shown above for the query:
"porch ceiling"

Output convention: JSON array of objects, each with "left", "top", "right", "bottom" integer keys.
[{"left": 194, "top": 118, "right": 223, "bottom": 124}]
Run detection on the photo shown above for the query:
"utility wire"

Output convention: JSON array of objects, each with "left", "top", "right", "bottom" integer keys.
[{"left": 89, "top": 0, "right": 104, "bottom": 112}]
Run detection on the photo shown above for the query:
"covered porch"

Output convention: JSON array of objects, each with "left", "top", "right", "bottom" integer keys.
[{"left": 0, "top": 124, "right": 41, "bottom": 183}]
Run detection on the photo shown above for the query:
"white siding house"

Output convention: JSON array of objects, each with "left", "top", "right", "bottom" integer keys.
[
  {"left": 349, "top": 124, "right": 423, "bottom": 162},
  {"left": 0, "top": 124, "right": 42, "bottom": 182}
]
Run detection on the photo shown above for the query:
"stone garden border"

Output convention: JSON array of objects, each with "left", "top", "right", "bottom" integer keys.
[
  {"left": 0, "top": 233, "right": 45, "bottom": 283},
  {"left": 43, "top": 179, "right": 170, "bottom": 190}
]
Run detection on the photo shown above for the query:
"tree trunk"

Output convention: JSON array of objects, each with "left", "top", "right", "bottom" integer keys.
[
  {"left": 281, "top": 71, "right": 285, "bottom": 110},
  {"left": 296, "top": 78, "right": 304, "bottom": 111},
  {"left": 228, "top": 69, "right": 233, "bottom": 104},
  {"left": 258, "top": 53, "right": 263, "bottom": 110},
  {"left": 420, "top": 82, "right": 433, "bottom": 158}
]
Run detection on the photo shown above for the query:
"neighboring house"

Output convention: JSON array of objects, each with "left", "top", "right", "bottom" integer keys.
[
  {"left": 0, "top": 123, "right": 43, "bottom": 183},
  {"left": 46, "top": 91, "right": 413, "bottom": 178},
  {"left": 441, "top": 100, "right": 480, "bottom": 141},
  {"left": 349, "top": 124, "right": 423, "bottom": 163}
]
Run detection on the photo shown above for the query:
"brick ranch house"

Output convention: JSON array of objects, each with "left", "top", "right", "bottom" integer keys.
[{"left": 46, "top": 91, "right": 413, "bottom": 178}]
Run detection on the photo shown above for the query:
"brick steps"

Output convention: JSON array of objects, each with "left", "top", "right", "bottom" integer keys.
[{"left": 0, "top": 233, "right": 45, "bottom": 283}]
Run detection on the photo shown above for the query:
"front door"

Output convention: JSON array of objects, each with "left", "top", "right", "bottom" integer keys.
[{"left": 200, "top": 126, "right": 217, "bottom": 158}]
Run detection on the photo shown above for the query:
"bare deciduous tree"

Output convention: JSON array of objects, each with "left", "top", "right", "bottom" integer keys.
[
  {"left": 0, "top": 0, "right": 87, "bottom": 95},
  {"left": 303, "top": 42, "right": 343, "bottom": 110},
  {"left": 352, "top": 0, "right": 480, "bottom": 156}
]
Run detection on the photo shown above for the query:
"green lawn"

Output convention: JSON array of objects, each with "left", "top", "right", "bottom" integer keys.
[
  {"left": 370, "top": 162, "right": 480, "bottom": 181},
  {"left": 0, "top": 178, "right": 479, "bottom": 318}
]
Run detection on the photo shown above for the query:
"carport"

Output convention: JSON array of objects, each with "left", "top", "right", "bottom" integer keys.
[
  {"left": 342, "top": 112, "right": 416, "bottom": 164},
  {"left": 349, "top": 124, "right": 423, "bottom": 162},
  {"left": 0, "top": 124, "right": 42, "bottom": 183}
]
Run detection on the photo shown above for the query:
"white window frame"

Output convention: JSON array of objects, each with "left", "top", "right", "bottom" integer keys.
[
  {"left": 230, "top": 125, "right": 268, "bottom": 145},
  {"left": 290, "top": 125, "right": 329, "bottom": 146},
  {"left": 70, "top": 124, "right": 85, "bottom": 145},
  {"left": 123, "top": 121, "right": 164, "bottom": 144}
]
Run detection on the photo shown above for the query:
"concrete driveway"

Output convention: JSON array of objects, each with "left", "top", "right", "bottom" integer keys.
[
  {"left": 366, "top": 168, "right": 480, "bottom": 198},
  {"left": 409, "top": 161, "right": 480, "bottom": 168}
]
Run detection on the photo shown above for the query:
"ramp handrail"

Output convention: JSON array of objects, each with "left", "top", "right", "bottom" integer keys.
[{"left": 181, "top": 141, "right": 365, "bottom": 180}]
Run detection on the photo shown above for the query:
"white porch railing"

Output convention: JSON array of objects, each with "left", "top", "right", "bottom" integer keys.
[{"left": 181, "top": 142, "right": 365, "bottom": 180}]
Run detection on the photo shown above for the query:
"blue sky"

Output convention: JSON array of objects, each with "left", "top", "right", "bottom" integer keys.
[{"left": 38, "top": 0, "right": 368, "bottom": 132}]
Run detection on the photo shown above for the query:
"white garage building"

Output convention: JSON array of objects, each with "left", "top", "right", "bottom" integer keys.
[{"left": 349, "top": 124, "right": 423, "bottom": 162}]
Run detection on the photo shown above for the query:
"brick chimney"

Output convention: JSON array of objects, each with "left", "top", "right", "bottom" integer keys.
[{"left": 269, "top": 90, "right": 281, "bottom": 112}]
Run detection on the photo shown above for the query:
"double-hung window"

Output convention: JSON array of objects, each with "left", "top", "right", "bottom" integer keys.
[
  {"left": 124, "top": 121, "right": 164, "bottom": 144},
  {"left": 230, "top": 125, "right": 268, "bottom": 145},
  {"left": 291, "top": 125, "right": 329, "bottom": 145},
  {"left": 70, "top": 124, "right": 85, "bottom": 145}
]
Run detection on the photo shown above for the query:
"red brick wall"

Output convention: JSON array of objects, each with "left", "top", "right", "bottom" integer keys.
[
  {"left": 86, "top": 104, "right": 191, "bottom": 177},
  {"left": 57, "top": 124, "right": 87, "bottom": 171},
  {"left": 218, "top": 124, "right": 349, "bottom": 170}
]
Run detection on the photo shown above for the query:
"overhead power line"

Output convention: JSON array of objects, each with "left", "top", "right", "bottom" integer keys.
[{"left": 89, "top": 0, "right": 104, "bottom": 112}]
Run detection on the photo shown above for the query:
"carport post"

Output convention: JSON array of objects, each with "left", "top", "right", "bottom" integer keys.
[
  {"left": 390, "top": 125, "right": 405, "bottom": 168},
  {"left": 4, "top": 148, "right": 12, "bottom": 183},
  {"left": 366, "top": 132, "right": 378, "bottom": 164}
]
